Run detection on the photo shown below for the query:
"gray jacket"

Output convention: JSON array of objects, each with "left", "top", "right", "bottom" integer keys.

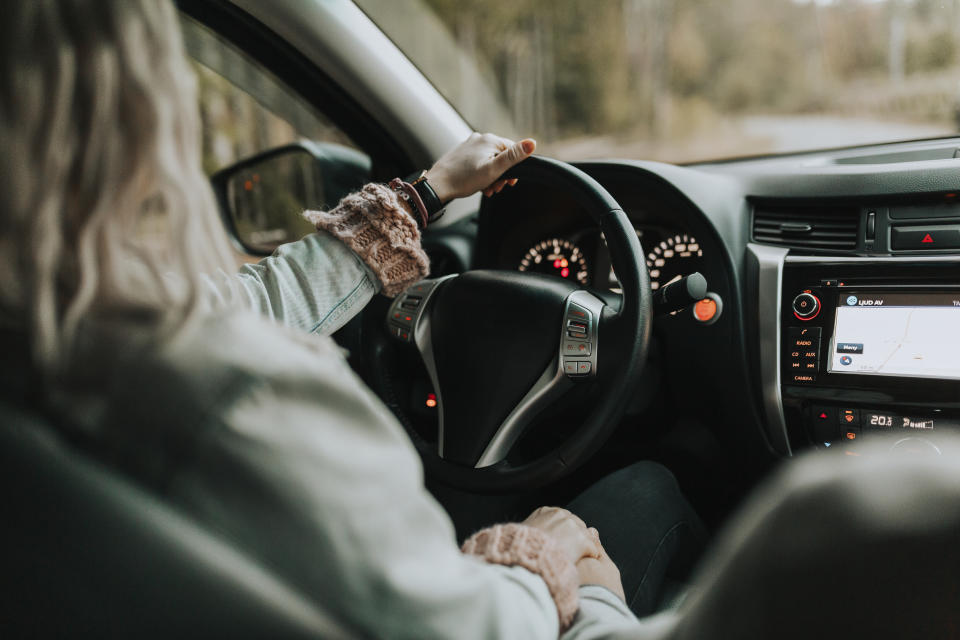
[{"left": 100, "top": 230, "right": 647, "bottom": 638}]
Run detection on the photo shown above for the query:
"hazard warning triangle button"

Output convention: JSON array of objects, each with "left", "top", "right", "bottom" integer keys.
[{"left": 891, "top": 226, "right": 960, "bottom": 250}]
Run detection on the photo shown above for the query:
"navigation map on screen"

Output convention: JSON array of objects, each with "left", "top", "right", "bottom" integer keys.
[{"left": 829, "top": 292, "right": 960, "bottom": 380}]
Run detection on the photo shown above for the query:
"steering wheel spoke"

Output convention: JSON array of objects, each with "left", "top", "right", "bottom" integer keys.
[{"left": 473, "top": 289, "right": 605, "bottom": 466}]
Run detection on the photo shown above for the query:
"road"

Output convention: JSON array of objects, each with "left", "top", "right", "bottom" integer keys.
[
  {"left": 547, "top": 114, "right": 953, "bottom": 163},
  {"left": 738, "top": 115, "right": 948, "bottom": 155}
]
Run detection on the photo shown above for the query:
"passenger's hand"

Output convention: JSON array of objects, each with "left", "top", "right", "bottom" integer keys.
[
  {"left": 576, "top": 540, "right": 626, "bottom": 602},
  {"left": 522, "top": 506, "right": 601, "bottom": 565},
  {"left": 424, "top": 132, "right": 536, "bottom": 203}
]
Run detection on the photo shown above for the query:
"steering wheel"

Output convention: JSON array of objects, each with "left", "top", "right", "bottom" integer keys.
[{"left": 385, "top": 156, "right": 651, "bottom": 492}]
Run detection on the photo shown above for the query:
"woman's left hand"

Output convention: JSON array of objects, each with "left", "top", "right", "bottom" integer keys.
[
  {"left": 424, "top": 132, "right": 536, "bottom": 203},
  {"left": 522, "top": 506, "right": 602, "bottom": 565}
]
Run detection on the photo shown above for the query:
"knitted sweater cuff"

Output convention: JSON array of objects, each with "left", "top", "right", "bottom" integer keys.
[
  {"left": 303, "top": 183, "right": 430, "bottom": 297},
  {"left": 461, "top": 523, "right": 580, "bottom": 630}
]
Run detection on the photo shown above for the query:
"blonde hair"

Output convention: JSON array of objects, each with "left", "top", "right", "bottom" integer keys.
[{"left": 0, "top": 0, "right": 237, "bottom": 374}]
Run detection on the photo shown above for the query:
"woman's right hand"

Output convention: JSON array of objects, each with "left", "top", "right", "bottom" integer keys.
[
  {"left": 424, "top": 132, "right": 536, "bottom": 203},
  {"left": 522, "top": 506, "right": 602, "bottom": 565}
]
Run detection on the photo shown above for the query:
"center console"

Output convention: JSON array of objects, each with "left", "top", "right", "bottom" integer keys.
[{"left": 778, "top": 258, "right": 960, "bottom": 453}]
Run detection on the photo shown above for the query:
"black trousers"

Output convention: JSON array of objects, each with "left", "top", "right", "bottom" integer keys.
[{"left": 567, "top": 461, "right": 707, "bottom": 617}]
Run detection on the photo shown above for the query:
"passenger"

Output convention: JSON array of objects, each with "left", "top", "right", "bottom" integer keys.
[{"left": 0, "top": 1, "right": 702, "bottom": 637}]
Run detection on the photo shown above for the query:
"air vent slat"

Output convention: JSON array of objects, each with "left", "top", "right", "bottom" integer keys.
[
  {"left": 752, "top": 204, "right": 860, "bottom": 251},
  {"left": 754, "top": 222, "right": 857, "bottom": 231}
]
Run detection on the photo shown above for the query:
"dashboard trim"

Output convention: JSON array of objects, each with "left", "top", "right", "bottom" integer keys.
[
  {"left": 785, "top": 255, "right": 960, "bottom": 263},
  {"left": 748, "top": 243, "right": 792, "bottom": 456}
]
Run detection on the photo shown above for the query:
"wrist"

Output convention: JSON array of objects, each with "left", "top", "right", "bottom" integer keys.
[{"left": 423, "top": 168, "right": 453, "bottom": 204}]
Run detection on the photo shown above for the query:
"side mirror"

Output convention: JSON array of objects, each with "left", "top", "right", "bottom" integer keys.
[{"left": 211, "top": 141, "right": 371, "bottom": 255}]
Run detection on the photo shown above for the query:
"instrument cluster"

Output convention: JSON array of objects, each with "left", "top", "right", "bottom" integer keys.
[{"left": 514, "top": 226, "right": 706, "bottom": 292}]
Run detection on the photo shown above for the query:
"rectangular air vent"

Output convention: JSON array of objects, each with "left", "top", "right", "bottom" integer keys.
[{"left": 752, "top": 204, "right": 859, "bottom": 251}]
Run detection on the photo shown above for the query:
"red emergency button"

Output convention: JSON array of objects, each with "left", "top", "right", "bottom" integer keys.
[{"left": 694, "top": 298, "right": 717, "bottom": 322}]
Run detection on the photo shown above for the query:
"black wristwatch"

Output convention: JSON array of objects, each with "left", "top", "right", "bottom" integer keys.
[{"left": 404, "top": 170, "right": 446, "bottom": 224}]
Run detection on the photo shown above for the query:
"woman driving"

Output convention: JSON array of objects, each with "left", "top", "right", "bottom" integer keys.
[{"left": 0, "top": 1, "right": 704, "bottom": 637}]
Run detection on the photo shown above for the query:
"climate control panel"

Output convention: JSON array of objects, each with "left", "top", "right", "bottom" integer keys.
[{"left": 805, "top": 403, "right": 960, "bottom": 450}]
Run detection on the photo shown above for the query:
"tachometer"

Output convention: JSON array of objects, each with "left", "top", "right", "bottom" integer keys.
[
  {"left": 519, "top": 238, "right": 590, "bottom": 285},
  {"left": 646, "top": 233, "right": 703, "bottom": 290}
]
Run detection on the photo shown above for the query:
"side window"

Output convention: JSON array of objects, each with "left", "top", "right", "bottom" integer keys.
[{"left": 180, "top": 16, "right": 370, "bottom": 253}]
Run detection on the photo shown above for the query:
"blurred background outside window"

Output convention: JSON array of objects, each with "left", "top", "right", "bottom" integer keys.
[{"left": 357, "top": 0, "right": 960, "bottom": 163}]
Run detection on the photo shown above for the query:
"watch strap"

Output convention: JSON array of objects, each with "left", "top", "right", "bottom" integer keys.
[{"left": 405, "top": 170, "right": 446, "bottom": 224}]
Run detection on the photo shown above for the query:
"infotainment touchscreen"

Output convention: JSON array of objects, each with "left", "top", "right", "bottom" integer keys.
[{"left": 829, "top": 292, "right": 960, "bottom": 380}]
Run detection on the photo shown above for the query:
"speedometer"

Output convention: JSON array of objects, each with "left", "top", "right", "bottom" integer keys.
[
  {"left": 646, "top": 233, "right": 703, "bottom": 290},
  {"left": 518, "top": 238, "right": 590, "bottom": 285}
]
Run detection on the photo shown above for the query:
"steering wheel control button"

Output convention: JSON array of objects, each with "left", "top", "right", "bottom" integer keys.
[
  {"left": 391, "top": 310, "right": 414, "bottom": 326},
  {"left": 559, "top": 291, "right": 603, "bottom": 381},
  {"left": 792, "top": 292, "right": 820, "bottom": 320},
  {"left": 386, "top": 276, "right": 456, "bottom": 345},
  {"left": 563, "top": 341, "right": 591, "bottom": 356},
  {"left": 567, "top": 304, "right": 591, "bottom": 321},
  {"left": 566, "top": 320, "right": 588, "bottom": 338}
]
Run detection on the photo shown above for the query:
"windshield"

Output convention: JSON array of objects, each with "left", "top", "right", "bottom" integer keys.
[{"left": 357, "top": 0, "right": 960, "bottom": 163}]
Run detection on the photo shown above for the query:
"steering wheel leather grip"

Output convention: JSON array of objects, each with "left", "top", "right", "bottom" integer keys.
[{"left": 386, "top": 156, "right": 651, "bottom": 492}]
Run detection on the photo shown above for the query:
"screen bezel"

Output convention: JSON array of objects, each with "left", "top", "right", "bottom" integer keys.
[{"left": 826, "top": 290, "right": 960, "bottom": 381}]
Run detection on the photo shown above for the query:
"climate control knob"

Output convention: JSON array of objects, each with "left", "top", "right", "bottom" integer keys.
[{"left": 792, "top": 292, "right": 820, "bottom": 320}]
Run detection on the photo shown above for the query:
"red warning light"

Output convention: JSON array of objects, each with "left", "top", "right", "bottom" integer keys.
[
  {"left": 560, "top": 267, "right": 570, "bottom": 278},
  {"left": 818, "top": 412, "right": 828, "bottom": 420},
  {"left": 244, "top": 179, "right": 253, "bottom": 191},
  {"left": 921, "top": 233, "right": 934, "bottom": 244},
  {"left": 553, "top": 259, "right": 562, "bottom": 268},
  {"left": 425, "top": 393, "right": 437, "bottom": 408}
]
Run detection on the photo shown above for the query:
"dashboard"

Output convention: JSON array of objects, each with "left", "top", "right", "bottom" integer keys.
[{"left": 467, "top": 138, "right": 960, "bottom": 473}]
